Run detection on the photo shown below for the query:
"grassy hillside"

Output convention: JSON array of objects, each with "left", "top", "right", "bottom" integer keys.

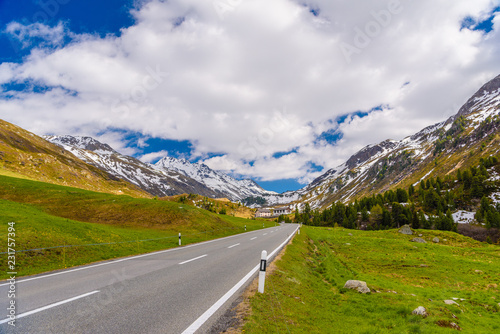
[
  {"left": 0, "top": 175, "right": 267, "bottom": 279},
  {"left": 299, "top": 104, "right": 500, "bottom": 210},
  {"left": 0, "top": 118, "right": 148, "bottom": 197},
  {"left": 163, "top": 193, "right": 256, "bottom": 219},
  {"left": 244, "top": 226, "right": 499, "bottom": 333}
]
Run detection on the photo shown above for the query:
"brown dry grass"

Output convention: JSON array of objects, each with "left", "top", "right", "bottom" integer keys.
[{"left": 0, "top": 118, "right": 148, "bottom": 198}]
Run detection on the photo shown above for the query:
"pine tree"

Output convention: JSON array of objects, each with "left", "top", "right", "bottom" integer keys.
[
  {"left": 436, "top": 176, "right": 443, "bottom": 189},
  {"left": 361, "top": 207, "right": 369, "bottom": 222},
  {"left": 408, "top": 184, "right": 415, "bottom": 197},
  {"left": 419, "top": 211, "right": 430, "bottom": 229},
  {"left": 471, "top": 176, "right": 484, "bottom": 198},
  {"left": 382, "top": 209, "right": 392, "bottom": 228},
  {"left": 396, "top": 188, "right": 409, "bottom": 203},
  {"left": 446, "top": 209, "right": 455, "bottom": 231},
  {"left": 462, "top": 170, "right": 472, "bottom": 189},
  {"left": 411, "top": 210, "right": 420, "bottom": 229}
]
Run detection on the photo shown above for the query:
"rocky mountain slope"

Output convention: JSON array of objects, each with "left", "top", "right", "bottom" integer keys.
[
  {"left": 0, "top": 119, "right": 148, "bottom": 197},
  {"left": 45, "top": 135, "right": 276, "bottom": 201},
  {"left": 291, "top": 74, "right": 500, "bottom": 209},
  {"left": 154, "top": 157, "right": 277, "bottom": 200}
]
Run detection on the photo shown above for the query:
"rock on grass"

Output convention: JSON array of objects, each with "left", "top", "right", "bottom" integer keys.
[
  {"left": 399, "top": 225, "right": 413, "bottom": 235},
  {"left": 412, "top": 306, "right": 428, "bottom": 317},
  {"left": 412, "top": 237, "right": 427, "bottom": 243},
  {"left": 344, "top": 280, "right": 370, "bottom": 294}
]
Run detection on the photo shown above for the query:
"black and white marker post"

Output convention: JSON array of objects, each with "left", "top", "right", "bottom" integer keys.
[
  {"left": 179, "top": 233, "right": 181, "bottom": 246},
  {"left": 258, "top": 250, "right": 267, "bottom": 293}
]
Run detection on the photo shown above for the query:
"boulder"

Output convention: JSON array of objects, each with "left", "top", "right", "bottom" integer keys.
[
  {"left": 412, "top": 306, "right": 428, "bottom": 317},
  {"left": 412, "top": 237, "right": 427, "bottom": 243},
  {"left": 344, "top": 280, "right": 370, "bottom": 294},
  {"left": 399, "top": 225, "right": 413, "bottom": 235},
  {"left": 433, "top": 237, "right": 440, "bottom": 243},
  {"left": 444, "top": 300, "right": 459, "bottom": 306}
]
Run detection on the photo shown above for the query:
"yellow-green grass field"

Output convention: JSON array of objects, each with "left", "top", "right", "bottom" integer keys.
[
  {"left": 244, "top": 226, "right": 499, "bottom": 333},
  {"left": 0, "top": 175, "right": 268, "bottom": 279}
]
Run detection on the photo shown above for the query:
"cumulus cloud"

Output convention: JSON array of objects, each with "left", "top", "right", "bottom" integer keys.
[{"left": 1, "top": 0, "right": 500, "bottom": 187}]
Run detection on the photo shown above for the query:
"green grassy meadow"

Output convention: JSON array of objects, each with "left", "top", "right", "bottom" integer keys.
[
  {"left": 244, "top": 226, "right": 500, "bottom": 333},
  {"left": 0, "top": 175, "right": 267, "bottom": 279}
]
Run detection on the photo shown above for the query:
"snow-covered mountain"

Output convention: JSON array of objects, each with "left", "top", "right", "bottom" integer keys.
[
  {"left": 289, "top": 74, "right": 500, "bottom": 209},
  {"left": 154, "top": 157, "right": 276, "bottom": 200},
  {"left": 44, "top": 135, "right": 276, "bottom": 201},
  {"left": 44, "top": 74, "right": 500, "bottom": 208}
]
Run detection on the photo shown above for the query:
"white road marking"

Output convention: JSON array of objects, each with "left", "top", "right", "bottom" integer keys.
[
  {"left": 227, "top": 243, "right": 240, "bottom": 249},
  {"left": 181, "top": 225, "right": 299, "bottom": 334},
  {"left": 250, "top": 237, "right": 257, "bottom": 241},
  {"left": 179, "top": 254, "right": 207, "bottom": 265},
  {"left": 263, "top": 233, "right": 268, "bottom": 236},
  {"left": 0, "top": 290, "right": 100, "bottom": 324}
]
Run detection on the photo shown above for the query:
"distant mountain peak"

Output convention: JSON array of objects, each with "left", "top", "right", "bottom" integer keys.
[
  {"left": 153, "top": 154, "right": 277, "bottom": 200},
  {"left": 44, "top": 135, "right": 115, "bottom": 154},
  {"left": 45, "top": 135, "right": 277, "bottom": 201},
  {"left": 290, "top": 73, "right": 500, "bottom": 209},
  {"left": 456, "top": 74, "right": 500, "bottom": 119}
]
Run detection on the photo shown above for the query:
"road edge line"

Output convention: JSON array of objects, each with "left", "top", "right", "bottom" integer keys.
[{"left": 181, "top": 225, "right": 299, "bottom": 334}]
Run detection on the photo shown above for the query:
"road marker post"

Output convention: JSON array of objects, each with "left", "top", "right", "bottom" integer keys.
[
  {"left": 258, "top": 250, "right": 267, "bottom": 293},
  {"left": 245, "top": 225, "right": 247, "bottom": 231},
  {"left": 179, "top": 233, "right": 181, "bottom": 246}
]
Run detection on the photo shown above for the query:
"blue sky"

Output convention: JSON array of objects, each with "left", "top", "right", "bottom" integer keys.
[
  {"left": 1, "top": 0, "right": 499, "bottom": 193},
  {"left": 0, "top": 0, "right": 134, "bottom": 61}
]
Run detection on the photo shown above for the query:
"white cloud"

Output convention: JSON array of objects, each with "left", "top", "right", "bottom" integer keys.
[
  {"left": 1, "top": 0, "right": 500, "bottom": 186},
  {"left": 139, "top": 150, "right": 171, "bottom": 163},
  {"left": 5, "top": 21, "right": 67, "bottom": 48}
]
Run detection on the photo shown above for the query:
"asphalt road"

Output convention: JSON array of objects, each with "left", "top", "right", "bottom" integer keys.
[{"left": 0, "top": 223, "right": 299, "bottom": 334}]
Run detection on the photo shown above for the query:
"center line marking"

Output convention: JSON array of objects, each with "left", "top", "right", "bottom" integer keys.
[
  {"left": 0, "top": 290, "right": 100, "bottom": 325},
  {"left": 263, "top": 233, "right": 268, "bottom": 236},
  {"left": 179, "top": 254, "right": 207, "bottom": 265},
  {"left": 181, "top": 225, "right": 300, "bottom": 334},
  {"left": 250, "top": 237, "right": 257, "bottom": 241},
  {"left": 227, "top": 243, "right": 240, "bottom": 249}
]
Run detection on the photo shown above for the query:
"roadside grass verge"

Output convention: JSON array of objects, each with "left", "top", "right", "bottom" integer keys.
[
  {"left": 0, "top": 175, "right": 268, "bottom": 279},
  {"left": 243, "top": 226, "right": 500, "bottom": 333}
]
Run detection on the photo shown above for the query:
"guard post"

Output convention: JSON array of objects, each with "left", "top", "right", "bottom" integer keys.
[{"left": 258, "top": 250, "right": 267, "bottom": 293}]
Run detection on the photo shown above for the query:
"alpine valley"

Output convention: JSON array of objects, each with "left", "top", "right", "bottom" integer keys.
[{"left": 2, "top": 74, "right": 500, "bottom": 212}]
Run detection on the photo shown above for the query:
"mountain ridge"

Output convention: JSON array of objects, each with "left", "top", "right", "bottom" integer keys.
[
  {"left": 285, "top": 73, "right": 500, "bottom": 209},
  {"left": 44, "top": 135, "right": 278, "bottom": 201},
  {"left": 0, "top": 119, "right": 148, "bottom": 198}
]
